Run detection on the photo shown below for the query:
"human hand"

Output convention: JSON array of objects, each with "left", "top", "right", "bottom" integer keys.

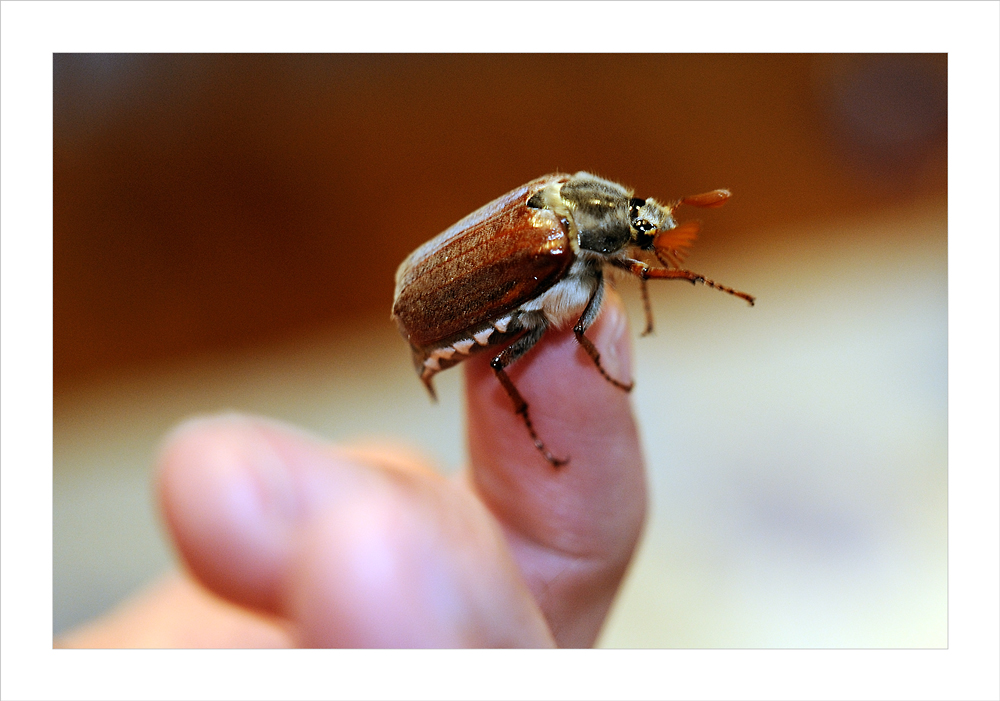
[{"left": 58, "top": 292, "right": 646, "bottom": 648}]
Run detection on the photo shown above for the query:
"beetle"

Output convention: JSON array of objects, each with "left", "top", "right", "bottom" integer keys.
[{"left": 391, "top": 172, "right": 754, "bottom": 466}]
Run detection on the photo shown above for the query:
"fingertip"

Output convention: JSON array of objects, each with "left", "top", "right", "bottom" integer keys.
[{"left": 156, "top": 414, "right": 300, "bottom": 612}]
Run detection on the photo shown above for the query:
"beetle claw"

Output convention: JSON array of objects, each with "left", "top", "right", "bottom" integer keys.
[
  {"left": 421, "top": 375, "right": 438, "bottom": 402},
  {"left": 525, "top": 414, "right": 569, "bottom": 467}
]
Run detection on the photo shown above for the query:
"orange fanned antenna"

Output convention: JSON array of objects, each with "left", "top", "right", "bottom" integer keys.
[
  {"left": 653, "top": 219, "right": 699, "bottom": 268},
  {"left": 679, "top": 189, "right": 731, "bottom": 209}
]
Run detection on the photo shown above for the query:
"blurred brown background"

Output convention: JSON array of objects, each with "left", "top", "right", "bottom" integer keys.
[
  {"left": 54, "top": 54, "right": 946, "bottom": 389},
  {"left": 54, "top": 54, "right": 948, "bottom": 646}
]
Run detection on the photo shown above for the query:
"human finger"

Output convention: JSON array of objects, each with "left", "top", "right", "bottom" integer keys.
[
  {"left": 157, "top": 414, "right": 554, "bottom": 647},
  {"left": 463, "top": 290, "right": 647, "bottom": 647}
]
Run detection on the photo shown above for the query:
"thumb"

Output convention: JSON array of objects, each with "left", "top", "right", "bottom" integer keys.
[{"left": 156, "top": 415, "right": 554, "bottom": 647}]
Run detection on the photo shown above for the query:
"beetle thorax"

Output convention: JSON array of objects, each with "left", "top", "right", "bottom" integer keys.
[{"left": 559, "top": 174, "right": 634, "bottom": 256}]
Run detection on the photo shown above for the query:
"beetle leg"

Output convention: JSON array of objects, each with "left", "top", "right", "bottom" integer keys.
[
  {"left": 638, "top": 277, "right": 655, "bottom": 336},
  {"left": 613, "top": 258, "right": 755, "bottom": 306},
  {"left": 572, "top": 271, "right": 634, "bottom": 392},
  {"left": 490, "top": 313, "right": 568, "bottom": 467}
]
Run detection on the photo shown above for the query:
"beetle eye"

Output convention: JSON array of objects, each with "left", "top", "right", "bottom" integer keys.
[{"left": 629, "top": 197, "right": 646, "bottom": 219}]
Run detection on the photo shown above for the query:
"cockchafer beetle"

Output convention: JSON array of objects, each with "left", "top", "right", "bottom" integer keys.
[{"left": 391, "top": 171, "right": 754, "bottom": 466}]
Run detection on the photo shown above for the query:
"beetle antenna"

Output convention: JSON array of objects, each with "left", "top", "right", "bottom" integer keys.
[
  {"left": 677, "top": 189, "right": 731, "bottom": 209},
  {"left": 652, "top": 220, "right": 699, "bottom": 268}
]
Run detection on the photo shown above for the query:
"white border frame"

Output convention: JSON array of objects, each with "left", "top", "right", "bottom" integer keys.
[{"left": 3, "top": 2, "right": 998, "bottom": 700}]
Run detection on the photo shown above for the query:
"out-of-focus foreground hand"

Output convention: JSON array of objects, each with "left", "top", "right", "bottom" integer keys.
[{"left": 57, "top": 292, "right": 646, "bottom": 648}]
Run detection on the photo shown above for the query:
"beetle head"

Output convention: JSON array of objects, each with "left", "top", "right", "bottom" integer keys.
[{"left": 629, "top": 198, "right": 677, "bottom": 250}]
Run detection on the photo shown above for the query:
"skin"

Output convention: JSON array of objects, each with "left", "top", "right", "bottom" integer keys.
[{"left": 57, "top": 291, "right": 646, "bottom": 649}]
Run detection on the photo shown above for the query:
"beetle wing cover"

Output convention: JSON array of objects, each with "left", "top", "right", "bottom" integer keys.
[{"left": 393, "top": 174, "right": 573, "bottom": 349}]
